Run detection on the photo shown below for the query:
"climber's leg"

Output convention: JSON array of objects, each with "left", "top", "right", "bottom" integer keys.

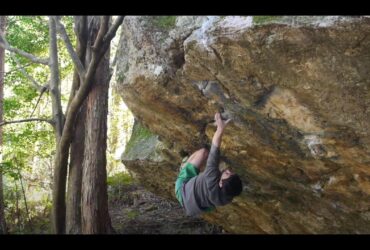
[
  {"left": 186, "top": 147, "right": 209, "bottom": 170},
  {"left": 175, "top": 147, "right": 209, "bottom": 206}
]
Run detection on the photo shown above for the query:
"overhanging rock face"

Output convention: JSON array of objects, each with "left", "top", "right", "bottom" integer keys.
[{"left": 116, "top": 16, "right": 370, "bottom": 233}]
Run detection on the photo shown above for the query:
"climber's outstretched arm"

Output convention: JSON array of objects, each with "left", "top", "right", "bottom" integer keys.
[
  {"left": 212, "top": 112, "right": 231, "bottom": 148},
  {"left": 202, "top": 112, "right": 231, "bottom": 185}
]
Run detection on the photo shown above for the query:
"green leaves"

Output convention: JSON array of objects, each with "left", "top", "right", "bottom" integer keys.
[
  {"left": 1, "top": 16, "right": 77, "bottom": 233},
  {"left": 0, "top": 161, "right": 19, "bottom": 180},
  {"left": 152, "top": 16, "right": 176, "bottom": 30},
  {"left": 6, "top": 16, "right": 49, "bottom": 57},
  {"left": 3, "top": 15, "right": 74, "bottom": 164},
  {"left": 12, "top": 84, "right": 38, "bottom": 101},
  {"left": 3, "top": 16, "right": 59, "bottom": 184},
  {"left": 253, "top": 16, "right": 281, "bottom": 25}
]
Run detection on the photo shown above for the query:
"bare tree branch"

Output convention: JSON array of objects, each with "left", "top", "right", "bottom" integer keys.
[
  {"left": 0, "top": 32, "right": 49, "bottom": 65},
  {"left": 53, "top": 16, "right": 86, "bottom": 79},
  {"left": 0, "top": 118, "right": 54, "bottom": 127},
  {"left": 91, "top": 16, "right": 110, "bottom": 53},
  {"left": 97, "top": 16, "right": 124, "bottom": 64},
  {"left": 74, "top": 16, "right": 88, "bottom": 53},
  {"left": 65, "top": 16, "right": 88, "bottom": 116},
  {"left": 29, "top": 84, "right": 49, "bottom": 118},
  {"left": 103, "top": 16, "right": 124, "bottom": 44},
  {"left": 49, "top": 17, "right": 64, "bottom": 141},
  {"left": 4, "top": 62, "right": 32, "bottom": 76},
  {"left": 107, "top": 17, "right": 124, "bottom": 81}
]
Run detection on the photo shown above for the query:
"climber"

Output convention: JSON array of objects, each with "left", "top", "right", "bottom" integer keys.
[{"left": 175, "top": 112, "right": 243, "bottom": 217}]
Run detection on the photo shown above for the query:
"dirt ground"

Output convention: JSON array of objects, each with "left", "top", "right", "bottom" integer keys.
[{"left": 108, "top": 184, "right": 225, "bottom": 234}]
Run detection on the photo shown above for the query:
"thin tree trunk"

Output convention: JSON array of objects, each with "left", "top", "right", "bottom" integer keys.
[
  {"left": 16, "top": 163, "right": 32, "bottom": 232},
  {"left": 0, "top": 15, "right": 7, "bottom": 234},
  {"left": 66, "top": 106, "right": 85, "bottom": 234},
  {"left": 14, "top": 182, "right": 21, "bottom": 232},
  {"left": 66, "top": 16, "right": 88, "bottom": 234},
  {"left": 81, "top": 16, "right": 113, "bottom": 234},
  {"left": 49, "top": 16, "right": 67, "bottom": 234},
  {"left": 49, "top": 17, "right": 64, "bottom": 140}
]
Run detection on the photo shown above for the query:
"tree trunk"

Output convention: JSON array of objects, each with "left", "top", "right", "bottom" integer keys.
[
  {"left": 49, "top": 17, "right": 64, "bottom": 140},
  {"left": 66, "top": 106, "right": 85, "bottom": 234},
  {"left": 49, "top": 16, "right": 67, "bottom": 234},
  {"left": 15, "top": 182, "right": 20, "bottom": 232},
  {"left": 0, "top": 15, "right": 7, "bottom": 234},
  {"left": 16, "top": 163, "right": 33, "bottom": 232},
  {"left": 66, "top": 16, "right": 88, "bottom": 234},
  {"left": 81, "top": 16, "right": 113, "bottom": 234},
  {"left": 52, "top": 15, "right": 122, "bottom": 234}
]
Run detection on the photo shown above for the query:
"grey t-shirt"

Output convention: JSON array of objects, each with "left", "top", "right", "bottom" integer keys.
[{"left": 181, "top": 144, "right": 232, "bottom": 217}]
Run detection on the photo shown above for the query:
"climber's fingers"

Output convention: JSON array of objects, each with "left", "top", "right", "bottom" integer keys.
[
  {"left": 225, "top": 118, "right": 232, "bottom": 125},
  {"left": 215, "top": 112, "right": 220, "bottom": 121}
]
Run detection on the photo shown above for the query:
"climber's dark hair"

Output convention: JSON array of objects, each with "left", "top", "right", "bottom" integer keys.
[{"left": 222, "top": 174, "right": 243, "bottom": 198}]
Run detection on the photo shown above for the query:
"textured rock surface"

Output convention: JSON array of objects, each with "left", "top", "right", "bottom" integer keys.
[{"left": 116, "top": 16, "right": 370, "bottom": 233}]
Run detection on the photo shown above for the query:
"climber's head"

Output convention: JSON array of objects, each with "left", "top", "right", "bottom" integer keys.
[{"left": 219, "top": 168, "right": 243, "bottom": 199}]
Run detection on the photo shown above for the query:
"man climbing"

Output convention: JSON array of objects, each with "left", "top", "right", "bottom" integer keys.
[{"left": 175, "top": 112, "right": 243, "bottom": 217}]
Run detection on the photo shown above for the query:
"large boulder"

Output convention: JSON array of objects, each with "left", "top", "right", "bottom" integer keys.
[{"left": 116, "top": 16, "right": 370, "bottom": 233}]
